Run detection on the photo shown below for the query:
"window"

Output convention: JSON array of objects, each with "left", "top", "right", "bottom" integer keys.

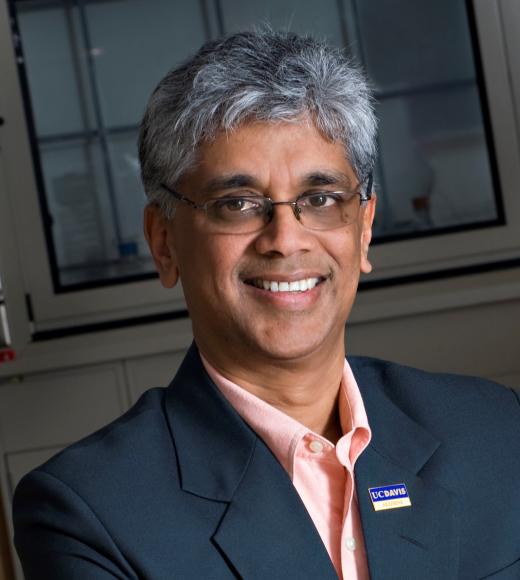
[{"left": 1, "top": 0, "right": 519, "bottom": 333}]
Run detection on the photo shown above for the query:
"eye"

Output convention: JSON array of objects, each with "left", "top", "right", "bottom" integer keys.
[
  {"left": 208, "top": 195, "right": 266, "bottom": 222},
  {"left": 300, "top": 192, "right": 341, "bottom": 209},
  {"left": 214, "top": 197, "right": 263, "bottom": 212}
]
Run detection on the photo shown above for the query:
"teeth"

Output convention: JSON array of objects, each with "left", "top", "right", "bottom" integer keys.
[{"left": 252, "top": 277, "right": 320, "bottom": 292}]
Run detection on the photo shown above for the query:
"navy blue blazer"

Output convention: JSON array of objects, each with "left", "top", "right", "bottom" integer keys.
[{"left": 13, "top": 344, "right": 520, "bottom": 579}]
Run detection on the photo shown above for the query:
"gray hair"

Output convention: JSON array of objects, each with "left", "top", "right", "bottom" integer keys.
[{"left": 138, "top": 29, "right": 378, "bottom": 217}]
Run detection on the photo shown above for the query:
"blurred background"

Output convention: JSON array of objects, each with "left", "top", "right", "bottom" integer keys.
[{"left": 1, "top": 1, "right": 519, "bottom": 577}]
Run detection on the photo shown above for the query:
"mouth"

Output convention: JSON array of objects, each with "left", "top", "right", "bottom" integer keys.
[{"left": 243, "top": 276, "right": 326, "bottom": 293}]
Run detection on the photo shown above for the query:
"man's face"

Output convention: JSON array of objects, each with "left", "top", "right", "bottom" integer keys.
[{"left": 146, "top": 121, "right": 375, "bottom": 366}]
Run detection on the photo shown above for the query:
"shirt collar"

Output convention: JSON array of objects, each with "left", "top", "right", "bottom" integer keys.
[{"left": 200, "top": 354, "right": 371, "bottom": 477}]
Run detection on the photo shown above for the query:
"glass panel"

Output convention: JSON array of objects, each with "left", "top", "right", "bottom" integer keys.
[
  {"left": 349, "top": 0, "right": 501, "bottom": 240},
  {"left": 220, "top": 0, "right": 346, "bottom": 46},
  {"left": 374, "top": 86, "right": 497, "bottom": 237},
  {"left": 15, "top": 3, "right": 95, "bottom": 138},
  {"left": 355, "top": 0, "right": 476, "bottom": 90},
  {"left": 39, "top": 138, "right": 113, "bottom": 273},
  {"left": 38, "top": 136, "right": 152, "bottom": 286},
  {"left": 13, "top": 0, "right": 208, "bottom": 289},
  {"left": 84, "top": 0, "right": 207, "bottom": 128}
]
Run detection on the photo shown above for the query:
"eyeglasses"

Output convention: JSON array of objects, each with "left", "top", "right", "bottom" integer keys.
[{"left": 159, "top": 174, "right": 372, "bottom": 234}]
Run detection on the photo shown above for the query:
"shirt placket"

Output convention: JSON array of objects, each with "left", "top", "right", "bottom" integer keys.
[
  {"left": 293, "top": 434, "right": 344, "bottom": 569},
  {"left": 337, "top": 433, "right": 370, "bottom": 580}
]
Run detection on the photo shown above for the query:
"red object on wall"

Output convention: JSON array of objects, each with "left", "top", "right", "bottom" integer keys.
[{"left": 0, "top": 349, "right": 15, "bottom": 363}]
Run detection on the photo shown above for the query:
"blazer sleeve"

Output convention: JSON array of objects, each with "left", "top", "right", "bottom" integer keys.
[{"left": 13, "top": 469, "right": 136, "bottom": 580}]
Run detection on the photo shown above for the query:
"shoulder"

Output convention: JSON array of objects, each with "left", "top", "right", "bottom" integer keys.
[
  {"left": 15, "top": 386, "right": 173, "bottom": 503},
  {"left": 12, "top": 383, "right": 226, "bottom": 578},
  {"left": 348, "top": 358, "right": 520, "bottom": 576},
  {"left": 348, "top": 355, "right": 520, "bottom": 438}
]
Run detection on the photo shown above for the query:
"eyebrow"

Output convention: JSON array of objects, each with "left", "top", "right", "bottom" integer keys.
[
  {"left": 200, "top": 174, "right": 260, "bottom": 195},
  {"left": 302, "top": 171, "right": 354, "bottom": 188}
]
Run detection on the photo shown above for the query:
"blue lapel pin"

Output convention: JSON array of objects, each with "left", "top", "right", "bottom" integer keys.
[{"left": 368, "top": 483, "right": 412, "bottom": 511}]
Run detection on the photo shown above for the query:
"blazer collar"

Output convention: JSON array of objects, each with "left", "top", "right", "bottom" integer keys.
[
  {"left": 349, "top": 356, "right": 440, "bottom": 473},
  {"left": 165, "top": 343, "right": 257, "bottom": 501}
]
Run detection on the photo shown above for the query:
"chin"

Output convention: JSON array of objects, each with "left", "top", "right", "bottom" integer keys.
[{"left": 246, "top": 331, "right": 334, "bottom": 364}]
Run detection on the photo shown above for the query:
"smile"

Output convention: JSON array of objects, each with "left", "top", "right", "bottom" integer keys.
[{"left": 247, "top": 277, "right": 322, "bottom": 293}]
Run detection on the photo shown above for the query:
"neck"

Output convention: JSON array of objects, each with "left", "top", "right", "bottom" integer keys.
[{"left": 198, "top": 340, "right": 346, "bottom": 442}]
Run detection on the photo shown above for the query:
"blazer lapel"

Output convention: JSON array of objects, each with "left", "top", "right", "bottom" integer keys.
[
  {"left": 351, "top": 358, "right": 460, "bottom": 580},
  {"left": 165, "top": 344, "right": 337, "bottom": 579},
  {"left": 213, "top": 439, "right": 337, "bottom": 579}
]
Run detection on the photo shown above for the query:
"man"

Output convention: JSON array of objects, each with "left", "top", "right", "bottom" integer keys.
[{"left": 14, "top": 30, "right": 520, "bottom": 579}]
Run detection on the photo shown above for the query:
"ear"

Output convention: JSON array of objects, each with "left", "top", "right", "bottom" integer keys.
[
  {"left": 143, "top": 205, "right": 179, "bottom": 288},
  {"left": 360, "top": 194, "right": 377, "bottom": 275}
]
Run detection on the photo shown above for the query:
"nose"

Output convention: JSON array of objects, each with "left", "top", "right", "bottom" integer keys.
[
  {"left": 269, "top": 200, "right": 302, "bottom": 221},
  {"left": 253, "top": 202, "right": 315, "bottom": 258}
]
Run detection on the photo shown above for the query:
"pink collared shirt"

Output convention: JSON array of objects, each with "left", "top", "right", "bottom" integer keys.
[{"left": 201, "top": 355, "right": 372, "bottom": 579}]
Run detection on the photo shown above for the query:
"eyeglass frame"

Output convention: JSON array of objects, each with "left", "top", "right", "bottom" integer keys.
[{"left": 158, "top": 173, "right": 373, "bottom": 231}]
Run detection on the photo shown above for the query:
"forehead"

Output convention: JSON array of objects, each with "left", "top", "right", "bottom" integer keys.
[{"left": 181, "top": 121, "right": 357, "bottom": 193}]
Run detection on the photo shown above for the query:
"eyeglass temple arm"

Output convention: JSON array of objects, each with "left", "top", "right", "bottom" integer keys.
[
  {"left": 360, "top": 173, "right": 373, "bottom": 203},
  {"left": 159, "top": 183, "right": 200, "bottom": 209}
]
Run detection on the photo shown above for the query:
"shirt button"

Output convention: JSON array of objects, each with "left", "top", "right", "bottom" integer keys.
[
  {"left": 308, "top": 439, "right": 324, "bottom": 454},
  {"left": 345, "top": 537, "right": 357, "bottom": 551}
]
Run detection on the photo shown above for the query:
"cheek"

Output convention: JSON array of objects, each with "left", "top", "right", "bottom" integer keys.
[
  {"left": 328, "top": 230, "right": 362, "bottom": 271},
  {"left": 179, "top": 234, "right": 245, "bottom": 295}
]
